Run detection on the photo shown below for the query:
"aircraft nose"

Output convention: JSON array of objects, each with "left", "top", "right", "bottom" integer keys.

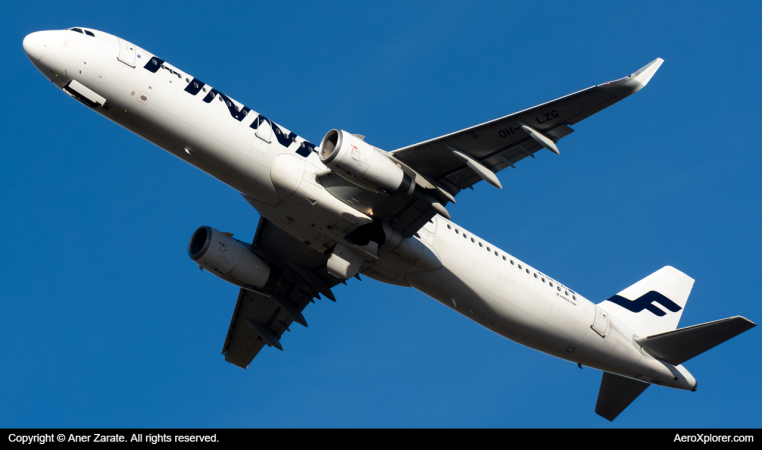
[{"left": 23, "top": 31, "right": 48, "bottom": 62}]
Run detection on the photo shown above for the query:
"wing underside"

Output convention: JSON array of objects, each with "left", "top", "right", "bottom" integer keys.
[
  {"left": 315, "top": 59, "right": 663, "bottom": 240},
  {"left": 221, "top": 217, "right": 346, "bottom": 368},
  {"left": 392, "top": 59, "right": 663, "bottom": 195}
]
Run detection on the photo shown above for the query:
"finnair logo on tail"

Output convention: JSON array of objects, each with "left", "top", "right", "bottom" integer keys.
[{"left": 606, "top": 291, "right": 682, "bottom": 317}]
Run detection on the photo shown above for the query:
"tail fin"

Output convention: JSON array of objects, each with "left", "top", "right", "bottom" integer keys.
[
  {"left": 595, "top": 373, "right": 649, "bottom": 421},
  {"left": 599, "top": 266, "right": 694, "bottom": 336},
  {"left": 635, "top": 316, "right": 756, "bottom": 366}
]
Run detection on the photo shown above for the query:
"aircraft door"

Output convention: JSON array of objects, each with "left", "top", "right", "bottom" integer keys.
[
  {"left": 255, "top": 115, "right": 273, "bottom": 143},
  {"left": 117, "top": 38, "right": 136, "bottom": 67},
  {"left": 591, "top": 305, "right": 608, "bottom": 337}
]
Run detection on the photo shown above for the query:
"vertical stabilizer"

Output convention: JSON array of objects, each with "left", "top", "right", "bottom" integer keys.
[{"left": 599, "top": 266, "right": 694, "bottom": 336}]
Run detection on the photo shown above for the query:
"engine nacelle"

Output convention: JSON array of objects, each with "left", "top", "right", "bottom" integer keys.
[
  {"left": 188, "top": 226, "right": 271, "bottom": 289},
  {"left": 319, "top": 129, "right": 415, "bottom": 196}
]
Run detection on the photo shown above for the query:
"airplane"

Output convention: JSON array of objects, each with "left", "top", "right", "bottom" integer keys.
[{"left": 22, "top": 27, "right": 755, "bottom": 422}]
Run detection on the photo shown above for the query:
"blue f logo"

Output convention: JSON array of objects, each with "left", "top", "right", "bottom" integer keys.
[{"left": 606, "top": 291, "right": 682, "bottom": 317}]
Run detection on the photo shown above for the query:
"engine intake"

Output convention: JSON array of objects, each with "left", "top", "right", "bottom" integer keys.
[
  {"left": 319, "top": 129, "right": 415, "bottom": 196},
  {"left": 189, "top": 226, "right": 271, "bottom": 289}
]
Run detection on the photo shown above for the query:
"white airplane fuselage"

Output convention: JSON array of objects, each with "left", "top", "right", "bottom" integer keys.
[{"left": 23, "top": 28, "right": 697, "bottom": 392}]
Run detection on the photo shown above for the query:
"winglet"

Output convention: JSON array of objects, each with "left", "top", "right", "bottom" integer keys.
[{"left": 630, "top": 58, "right": 664, "bottom": 89}]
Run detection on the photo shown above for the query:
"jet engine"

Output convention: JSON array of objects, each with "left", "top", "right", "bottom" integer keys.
[
  {"left": 319, "top": 129, "right": 415, "bottom": 196},
  {"left": 188, "top": 226, "right": 271, "bottom": 289}
]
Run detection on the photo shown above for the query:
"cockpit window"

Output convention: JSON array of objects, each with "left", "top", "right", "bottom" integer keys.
[{"left": 69, "top": 28, "right": 95, "bottom": 37}]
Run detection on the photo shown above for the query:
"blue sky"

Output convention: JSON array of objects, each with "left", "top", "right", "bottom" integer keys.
[{"left": 2, "top": 1, "right": 760, "bottom": 427}]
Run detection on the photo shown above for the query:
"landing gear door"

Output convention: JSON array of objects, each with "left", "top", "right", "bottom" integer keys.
[
  {"left": 117, "top": 38, "right": 136, "bottom": 68},
  {"left": 422, "top": 215, "right": 437, "bottom": 234},
  {"left": 420, "top": 215, "right": 437, "bottom": 244},
  {"left": 591, "top": 305, "right": 608, "bottom": 337}
]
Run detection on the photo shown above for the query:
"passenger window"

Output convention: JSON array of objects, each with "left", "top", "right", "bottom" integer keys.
[
  {"left": 573, "top": 295, "right": 576, "bottom": 300},
  {"left": 471, "top": 238, "right": 475, "bottom": 243},
  {"left": 518, "top": 264, "right": 522, "bottom": 269},
  {"left": 565, "top": 291, "right": 569, "bottom": 295},
  {"left": 486, "top": 246, "right": 490, "bottom": 251},
  {"left": 478, "top": 242, "right": 482, "bottom": 247},
  {"left": 534, "top": 273, "right": 538, "bottom": 278},
  {"left": 526, "top": 269, "right": 530, "bottom": 274},
  {"left": 542, "top": 278, "right": 545, "bottom": 282},
  {"left": 447, "top": 225, "right": 451, "bottom": 229},
  {"left": 494, "top": 251, "right": 498, "bottom": 256},
  {"left": 510, "top": 260, "right": 514, "bottom": 265},
  {"left": 557, "top": 286, "right": 561, "bottom": 291},
  {"left": 549, "top": 282, "right": 553, "bottom": 287},
  {"left": 502, "top": 256, "right": 506, "bottom": 261}
]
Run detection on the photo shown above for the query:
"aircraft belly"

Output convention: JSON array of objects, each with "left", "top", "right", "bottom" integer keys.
[
  {"left": 419, "top": 224, "right": 677, "bottom": 380},
  {"left": 252, "top": 155, "right": 376, "bottom": 254},
  {"left": 355, "top": 225, "right": 441, "bottom": 286}
]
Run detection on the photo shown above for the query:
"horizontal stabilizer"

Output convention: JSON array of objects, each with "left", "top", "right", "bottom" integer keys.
[
  {"left": 635, "top": 316, "right": 756, "bottom": 365},
  {"left": 595, "top": 372, "right": 649, "bottom": 421}
]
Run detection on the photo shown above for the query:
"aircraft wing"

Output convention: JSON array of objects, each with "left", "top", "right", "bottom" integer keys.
[
  {"left": 221, "top": 216, "right": 348, "bottom": 368},
  {"left": 391, "top": 59, "right": 663, "bottom": 196}
]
